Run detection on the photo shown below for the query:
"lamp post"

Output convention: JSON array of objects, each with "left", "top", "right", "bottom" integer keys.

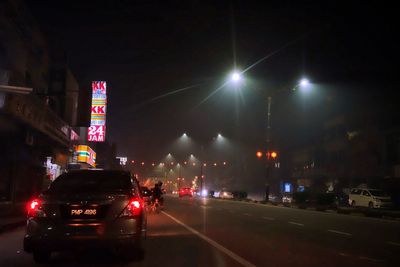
[
  {"left": 264, "top": 78, "right": 311, "bottom": 201},
  {"left": 230, "top": 72, "right": 311, "bottom": 201}
]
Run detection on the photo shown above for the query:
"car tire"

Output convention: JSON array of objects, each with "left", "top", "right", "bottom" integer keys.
[
  {"left": 368, "top": 202, "right": 374, "bottom": 209},
  {"left": 33, "top": 250, "right": 51, "bottom": 263},
  {"left": 351, "top": 200, "right": 356, "bottom": 207}
]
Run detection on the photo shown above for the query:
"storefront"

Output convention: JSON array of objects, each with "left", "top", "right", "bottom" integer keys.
[{"left": 69, "top": 145, "right": 97, "bottom": 169}]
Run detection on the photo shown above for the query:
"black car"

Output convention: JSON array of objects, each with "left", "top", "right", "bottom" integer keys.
[{"left": 23, "top": 170, "right": 146, "bottom": 263}]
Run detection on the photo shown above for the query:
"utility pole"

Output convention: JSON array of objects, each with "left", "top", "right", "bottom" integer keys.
[
  {"left": 200, "top": 163, "right": 204, "bottom": 193},
  {"left": 265, "top": 96, "right": 272, "bottom": 202}
]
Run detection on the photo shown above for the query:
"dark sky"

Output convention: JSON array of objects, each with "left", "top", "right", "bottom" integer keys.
[{"left": 25, "top": 0, "right": 397, "bottom": 163}]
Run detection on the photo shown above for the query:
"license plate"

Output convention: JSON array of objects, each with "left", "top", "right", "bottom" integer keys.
[{"left": 71, "top": 209, "right": 97, "bottom": 216}]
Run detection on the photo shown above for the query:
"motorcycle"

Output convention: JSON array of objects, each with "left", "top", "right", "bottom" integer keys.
[{"left": 150, "top": 197, "right": 161, "bottom": 213}]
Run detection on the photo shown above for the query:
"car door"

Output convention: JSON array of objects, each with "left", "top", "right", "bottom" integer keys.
[
  {"left": 350, "top": 189, "right": 361, "bottom": 206},
  {"left": 361, "top": 190, "right": 372, "bottom": 207}
]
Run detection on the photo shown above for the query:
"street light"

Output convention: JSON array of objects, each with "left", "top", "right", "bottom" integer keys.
[
  {"left": 300, "top": 78, "right": 309, "bottom": 87},
  {"left": 230, "top": 71, "right": 242, "bottom": 83}
]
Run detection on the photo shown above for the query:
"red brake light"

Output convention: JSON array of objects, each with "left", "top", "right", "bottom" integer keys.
[
  {"left": 131, "top": 200, "right": 141, "bottom": 209},
  {"left": 29, "top": 200, "right": 40, "bottom": 210},
  {"left": 27, "top": 199, "right": 46, "bottom": 218},
  {"left": 120, "top": 198, "right": 143, "bottom": 217}
]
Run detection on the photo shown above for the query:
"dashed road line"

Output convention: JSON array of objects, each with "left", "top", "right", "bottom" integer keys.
[
  {"left": 387, "top": 241, "right": 400, "bottom": 247},
  {"left": 262, "top": 216, "right": 275, "bottom": 221},
  {"left": 288, "top": 221, "right": 304, "bottom": 226},
  {"left": 327, "top": 229, "right": 352, "bottom": 236},
  {"left": 243, "top": 213, "right": 252, "bottom": 217},
  {"left": 359, "top": 256, "right": 384, "bottom": 262},
  {"left": 162, "top": 211, "right": 257, "bottom": 267}
]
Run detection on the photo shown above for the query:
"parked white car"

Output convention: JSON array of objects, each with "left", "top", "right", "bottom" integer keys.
[{"left": 348, "top": 188, "right": 392, "bottom": 208}]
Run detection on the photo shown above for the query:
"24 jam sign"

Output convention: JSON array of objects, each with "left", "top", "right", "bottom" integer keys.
[
  {"left": 88, "top": 125, "right": 105, "bottom": 142},
  {"left": 88, "top": 81, "right": 107, "bottom": 142}
]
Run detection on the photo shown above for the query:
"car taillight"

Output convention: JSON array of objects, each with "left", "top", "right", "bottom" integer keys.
[
  {"left": 120, "top": 198, "right": 143, "bottom": 217},
  {"left": 27, "top": 199, "right": 46, "bottom": 218}
]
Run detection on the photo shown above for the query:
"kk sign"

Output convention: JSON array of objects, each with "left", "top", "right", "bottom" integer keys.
[{"left": 88, "top": 81, "right": 107, "bottom": 142}]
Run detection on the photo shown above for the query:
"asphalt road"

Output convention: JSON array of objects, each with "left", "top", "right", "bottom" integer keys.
[{"left": 1, "top": 195, "right": 399, "bottom": 267}]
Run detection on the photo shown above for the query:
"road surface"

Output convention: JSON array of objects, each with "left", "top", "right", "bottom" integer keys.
[{"left": 1, "top": 195, "right": 399, "bottom": 266}]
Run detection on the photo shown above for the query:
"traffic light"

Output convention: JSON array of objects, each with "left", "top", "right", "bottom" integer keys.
[{"left": 266, "top": 151, "right": 278, "bottom": 160}]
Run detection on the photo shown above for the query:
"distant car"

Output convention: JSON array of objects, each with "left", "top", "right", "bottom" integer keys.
[
  {"left": 268, "top": 194, "right": 281, "bottom": 203},
  {"left": 282, "top": 193, "right": 293, "bottom": 205},
  {"left": 179, "top": 187, "right": 193, "bottom": 197},
  {"left": 141, "top": 186, "right": 152, "bottom": 204},
  {"left": 220, "top": 191, "right": 234, "bottom": 199},
  {"left": 348, "top": 188, "right": 392, "bottom": 209},
  {"left": 23, "top": 170, "right": 146, "bottom": 263}
]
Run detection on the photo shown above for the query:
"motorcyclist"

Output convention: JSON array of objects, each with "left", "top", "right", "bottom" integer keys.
[{"left": 152, "top": 181, "right": 164, "bottom": 206}]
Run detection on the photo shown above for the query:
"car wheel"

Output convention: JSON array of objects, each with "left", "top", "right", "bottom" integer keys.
[
  {"left": 368, "top": 202, "right": 374, "bottom": 209},
  {"left": 351, "top": 200, "right": 356, "bottom": 207},
  {"left": 33, "top": 250, "right": 51, "bottom": 263}
]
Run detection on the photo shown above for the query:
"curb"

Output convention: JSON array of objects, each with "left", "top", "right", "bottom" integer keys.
[{"left": 206, "top": 197, "right": 400, "bottom": 221}]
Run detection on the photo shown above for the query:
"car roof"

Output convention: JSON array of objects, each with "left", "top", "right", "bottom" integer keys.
[{"left": 67, "top": 169, "right": 131, "bottom": 176}]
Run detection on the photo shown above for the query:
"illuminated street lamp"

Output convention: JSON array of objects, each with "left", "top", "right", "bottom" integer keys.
[
  {"left": 300, "top": 78, "right": 309, "bottom": 87},
  {"left": 230, "top": 71, "right": 242, "bottom": 83},
  {"left": 298, "top": 78, "right": 311, "bottom": 93}
]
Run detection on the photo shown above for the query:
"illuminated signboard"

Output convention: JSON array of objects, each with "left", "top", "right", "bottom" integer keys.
[
  {"left": 88, "top": 81, "right": 107, "bottom": 142},
  {"left": 75, "top": 145, "right": 96, "bottom": 167}
]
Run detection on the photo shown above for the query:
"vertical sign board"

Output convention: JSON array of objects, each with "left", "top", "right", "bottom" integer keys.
[{"left": 88, "top": 81, "right": 107, "bottom": 142}]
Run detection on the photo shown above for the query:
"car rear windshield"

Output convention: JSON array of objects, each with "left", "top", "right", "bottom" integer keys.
[
  {"left": 368, "top": 190, "right": 389, "bottom": 197},
  {"left": 49, "top": 171, "right": 133, "bottom": 193}
]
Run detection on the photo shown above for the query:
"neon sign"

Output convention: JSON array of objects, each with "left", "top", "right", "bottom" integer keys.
[{"left": 88, "top": 81, "right": 107, "bottom": 142}]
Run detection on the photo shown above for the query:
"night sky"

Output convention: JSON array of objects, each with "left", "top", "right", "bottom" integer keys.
[{"left": 25, "top": 0, "right": 397, "bottom": 164}]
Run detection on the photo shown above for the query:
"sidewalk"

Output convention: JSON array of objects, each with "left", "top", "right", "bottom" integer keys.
[{"left": 0, "top": 202, "right": 27, "bottom": 234}]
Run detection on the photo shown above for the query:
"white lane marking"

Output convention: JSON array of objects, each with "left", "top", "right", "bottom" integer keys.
[
  {"left": 243, "top": 213, "right": 252, "bottom": 216},
  {"left": 162, "top": 211, "right": 257, "bottom": 267},
  {"left": 262, "top": 216, "right": 275, "bottom": 221},
  {"left": 327, "top": 230, "right": 352, "bottom": 236},
  {"left": 387, "top": 241, "right": 400, "bottom": 247},
  {"left": 359, "top": 256, "right": 384, "bottom": 262},
  {"left": 338, "top": 252, "right": 348, "bottom": 257},
  {"left": 288, "top": 221, "right": 304, "bottom": 226}
]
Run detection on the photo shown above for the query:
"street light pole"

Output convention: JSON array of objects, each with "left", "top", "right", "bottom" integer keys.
[
  {"left": 265, "top": 96, "right": 272, "bottom": 202},
  {"left": 200, "top": 164, "right": 203, "bottom": 192}
]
